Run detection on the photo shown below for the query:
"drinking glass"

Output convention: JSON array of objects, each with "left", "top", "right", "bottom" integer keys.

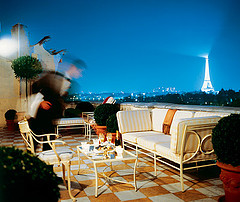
[
  {"left": 99, "top": 133, "right": 105, "bottom": 144},
  {"left": 107, "top": 133, "right": 112, "bottom": 143}
]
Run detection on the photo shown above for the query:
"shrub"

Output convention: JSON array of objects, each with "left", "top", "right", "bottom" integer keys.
[
  {"left": 0, "top": 146, "right": 62, "bottom": 202},
  {"left": 212, "top": 114, "right": 240, "bottom": 166},
  {"left": 94, "top": 104, "right": 120, "bottom": 126},
  {"left": 106, "top": 114, "right": 119, "bottom": 133},
  {"left": 64, "top": 108, "right": 82, "bottom": 118},
  {"left": 4, "top": 109, "right": 17, "bottom": 120},
  {"left": 75, "top": 101, "right": 95, "bottom": 112}
]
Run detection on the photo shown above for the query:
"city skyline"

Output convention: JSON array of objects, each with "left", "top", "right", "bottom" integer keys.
[{"left": 1, "top": 0, "right": 240, "bottom": 93}]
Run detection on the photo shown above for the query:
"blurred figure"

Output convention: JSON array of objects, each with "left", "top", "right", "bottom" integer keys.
[{"left": 29, "top": 57, "right": 86, "bottom": 151}]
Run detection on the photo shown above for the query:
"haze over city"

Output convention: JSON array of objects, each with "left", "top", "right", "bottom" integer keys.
[{"left": 1, "top": 0, "right": 240, "bottom": 93}]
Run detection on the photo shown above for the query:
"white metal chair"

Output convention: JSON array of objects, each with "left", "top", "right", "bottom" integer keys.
[{"left": 18, "top": 119, "right": 76, "bottom": 201}]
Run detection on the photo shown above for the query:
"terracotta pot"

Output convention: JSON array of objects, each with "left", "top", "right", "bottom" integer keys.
[
  {"left": 216, "top": 161, "right": 240, "bottom": 202},
  {"left": 95, "top": 125, "right": 107, "bottom": 141},
  {"left": 6, "top": 120, "right": 16, "bottom": 131}
]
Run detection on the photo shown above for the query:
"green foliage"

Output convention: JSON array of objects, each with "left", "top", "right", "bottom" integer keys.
[
  {"left": 11, "top": 55, "right": 43, "bottom": 80},
  {"left": 75, "top": 101, "right": 95, "bottom": 112},
  {"left": 4, "top": 109, "right": 17, "bottom": 120},
  {"left": 94, "top": 104, "right": 120, "bottom": 126},
  {"left": 64, "top": 108, "right": 82, "bottom": 118},
  {"left": 106, "top": 113, "right": 119, "bottom": 133},
  {"left": 212, "top": 114, "right": 240, "bottom": 166},
  {"left": 0, "top": 146, "right": 62, "bottom": 202}
]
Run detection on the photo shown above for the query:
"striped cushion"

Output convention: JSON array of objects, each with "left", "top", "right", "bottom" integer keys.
[
  {"left": 117, "top": 110, "right": 151, "bottom": 134},
  {"left": 151, "top": 109, "right": 169, "bottom": 132},
  {"left": 53, "top": 117, "right": 85, "bottom": 125},
  {"left": 172, "top": 116, "right": 221, "bottom": 154},
  {"left": 194, "top": 111, "right": 229, "bottom": 118}
]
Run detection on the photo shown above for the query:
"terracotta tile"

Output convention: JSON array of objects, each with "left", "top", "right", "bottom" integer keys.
[
  {"left": 153, "top": 176, "right": 179, "bottom": 185},
  {"left": 122, "top": 173, "right": 149, "bottom": 182},
  {"left": 184, "top": 180, "right": 213, "bottom": 189},
  {"left": 174, "top": 190, "right": 208, "bottom": 201},
  {"left": 212, "top": 195, "right": 224, "bottom": 201},
  {"left": 139, "top": 186, "right": 170, "bottom": 197},
  {"left": 60, "top": 189, "right": 86, "bottom": 200},
  {"left": 88, "top": 193, "right": 121, "bottom": 202},
  {"left": 87, "top": 162, "right": 108, "bottom": 168},
  {"left": 137, "top": 166, "right": 155, "bottom": 173},
  {"left": 108, "top": 182, "right": 135, "bottom": 192},
  {"left": 77, "top": 168, "right": 92, "bottom": 175},
  {"left": 78, "top": 179, "right": 104, "bottom": 187},
  {"left": 161, "top": 169, "right": 179, "bottom": 175},
  {"left": 112, "top": 163, "right": 132, "bottom": 170},
  {"left": 126, "top": 198, "right": 152, "bottom": 202}
]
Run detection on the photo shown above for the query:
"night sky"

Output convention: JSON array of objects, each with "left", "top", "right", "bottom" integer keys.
[{"left": 1, "top": 0, "right": 240, "bottom": 93}]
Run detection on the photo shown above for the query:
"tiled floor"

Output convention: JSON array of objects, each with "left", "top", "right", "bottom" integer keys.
[{"left": 0, "top": 127, "right": 225, "bottom": 202}]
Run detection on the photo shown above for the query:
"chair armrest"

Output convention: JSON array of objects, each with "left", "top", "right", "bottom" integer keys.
[{"left": 171, "top": 116, "right": 221, "bottom": 154}]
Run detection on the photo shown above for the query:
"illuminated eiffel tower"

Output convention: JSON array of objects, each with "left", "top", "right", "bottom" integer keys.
[{"left": 201, "top": 57, "right": 214, "bottom": 93}]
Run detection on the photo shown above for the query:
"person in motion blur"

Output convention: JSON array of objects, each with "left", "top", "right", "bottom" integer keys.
[{"left": 29, "top": 57, "right": 86, "bottom": 151}]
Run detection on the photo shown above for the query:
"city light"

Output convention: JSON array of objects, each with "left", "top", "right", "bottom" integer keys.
[{"left": 0, "top": 38, "right": 17, "bottom": 57}]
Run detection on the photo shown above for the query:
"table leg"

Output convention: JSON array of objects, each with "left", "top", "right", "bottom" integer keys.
[
  {"left": 93, "top": 162, "right": 98, "bottom": 197},
  {"left": 77, "top": 148, "right": 80, "bottom": 173},
  {"left": 134, "top": 158, "right": 138, "bottom": 191}
]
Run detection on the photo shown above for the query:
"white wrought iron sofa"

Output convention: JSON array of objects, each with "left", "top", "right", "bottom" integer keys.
[{"left": 117, "top": 109, "right": 227, "bottom": 191}]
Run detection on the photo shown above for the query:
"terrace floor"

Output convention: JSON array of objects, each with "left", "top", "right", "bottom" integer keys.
[{"left": 0, "top": 126, "right": 225, "bottom": 202}]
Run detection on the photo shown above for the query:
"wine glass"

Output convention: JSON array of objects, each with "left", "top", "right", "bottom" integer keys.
[
  {"left": 99, "top": 133, "right": 105, "bottom": 144},
  {"left": 107, "top": 133, "right": 112, "bottom": 144}
]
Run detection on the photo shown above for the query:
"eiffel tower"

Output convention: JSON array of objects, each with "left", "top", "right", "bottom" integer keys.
[{"left": 201, "top": 57, "right": 214, "bottom": 93}]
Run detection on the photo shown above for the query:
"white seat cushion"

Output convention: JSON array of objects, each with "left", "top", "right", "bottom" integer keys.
[
  {"left": 151, "top": 108, "right": 169, "bottom": 132},
  {"left": 53, "top": 117, "right": 85, "bottom": 125},
  {"left": 122, "top": 131, "right": 161, "bottom": 144},
  {"left": 137, "top": 133, "right": 171, "bottom": 151},
  {"left": 38, "top": 148, "right": 74, "bottom": 164}
]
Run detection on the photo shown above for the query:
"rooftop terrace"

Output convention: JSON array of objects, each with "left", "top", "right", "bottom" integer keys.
[{"left": 0, "top": 123, "right": 225, "bottom": 202}]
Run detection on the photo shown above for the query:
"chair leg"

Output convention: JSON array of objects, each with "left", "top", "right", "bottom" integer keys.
[
  {"left": 180, "top": 163, "right": 184, "bottom": 192},
  {"left": 65, "top": 161, "right": 76, "bottom": 201},
  {"left": 62, "top": 164, "right": 67, "bottom": 188}
]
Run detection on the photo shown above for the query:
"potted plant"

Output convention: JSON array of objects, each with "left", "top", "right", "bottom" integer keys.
[
  {"left": 0, "top": 146, "right": 62, "bottom": 202},
  {"left": 106, "top": 113, "right": 119, "bottom": 143},
  {"left": 212, "top": 114, "right": 240, "bottom": 202},
  {"left": 4, "top": 109, "right": 17, "bottom": 131},
  {"left": 11, "top": 55, "right": 42, "bottom": 98},
  {"left": 94, "top": 104, "right": 119, "bottom": 137}
]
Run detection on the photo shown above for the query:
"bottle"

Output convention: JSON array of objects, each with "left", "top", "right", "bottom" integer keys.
[{"left": 115, "top": 130, "right": 121, "bottom": 147}]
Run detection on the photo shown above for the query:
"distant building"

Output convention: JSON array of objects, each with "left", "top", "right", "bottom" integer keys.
[{"left": 201, "top": 57, "right": 215, "bottom": 93}]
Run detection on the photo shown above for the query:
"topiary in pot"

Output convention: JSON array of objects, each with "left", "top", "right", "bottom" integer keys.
[
  {"left": 0, "top": 146, "right": 62, "bottom": 202},
  {"left": 212, "top": 114, "right": 240, "bottom": 202},
  {"left": 106, "top": 113, "right": 119, "bottom": 133},
  {"left": 94, "top": 104, "right": 119, "bottom": 136},
  {"left": 4, "top": 109, "right": 17, "bottom": 131},
  {"left": 75, "top": 101, "right": 95, "bottom": 113},
  {"left": 94, "top": 104, "right": 120, "bottom": 126}
]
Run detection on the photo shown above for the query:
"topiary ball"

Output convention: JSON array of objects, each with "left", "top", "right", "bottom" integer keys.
[
  {"left": 106, "top": 113, "right": 119, "bottom": 133},
  {"left": 0, "top": 146, "right": 62, "bottom": 202},
  {"left": 94, "top": 104, "right": 120, "bottom": 126},
  {"left": 212, "top": 114, "right": 240, "bottom": 167}
]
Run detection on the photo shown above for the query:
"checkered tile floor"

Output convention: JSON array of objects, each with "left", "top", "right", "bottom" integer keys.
[{"left": 0, "top": 127, "right": 225, "bottom": 202}]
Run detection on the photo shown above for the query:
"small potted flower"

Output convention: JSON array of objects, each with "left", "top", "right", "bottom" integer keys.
[{"left": 212, "top": 114, "right": 240, "bottom": 202}]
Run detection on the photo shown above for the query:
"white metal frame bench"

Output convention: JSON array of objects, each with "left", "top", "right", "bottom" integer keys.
[{"left": 53, "top": 117, "right": 87, "bottom": 139}]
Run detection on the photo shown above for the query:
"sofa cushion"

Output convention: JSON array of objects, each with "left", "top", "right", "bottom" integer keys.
[
  {"left": 155, "top": 143, "right": 180, "bottom": 163},
  {"left": 152, "top": 109, "right": 169, "bottom": 132},
  {"left": 194, "top": 111, "right": 229, "bottom": 118},
  {"left": 117, "top": 110, "right": 151, "bottom": 134},
  {"left": 137, "top": 133, "right": 171, "bottom": 151},
  {"left": 122, "top": 131, "right": 161, "bottom": 144}
]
